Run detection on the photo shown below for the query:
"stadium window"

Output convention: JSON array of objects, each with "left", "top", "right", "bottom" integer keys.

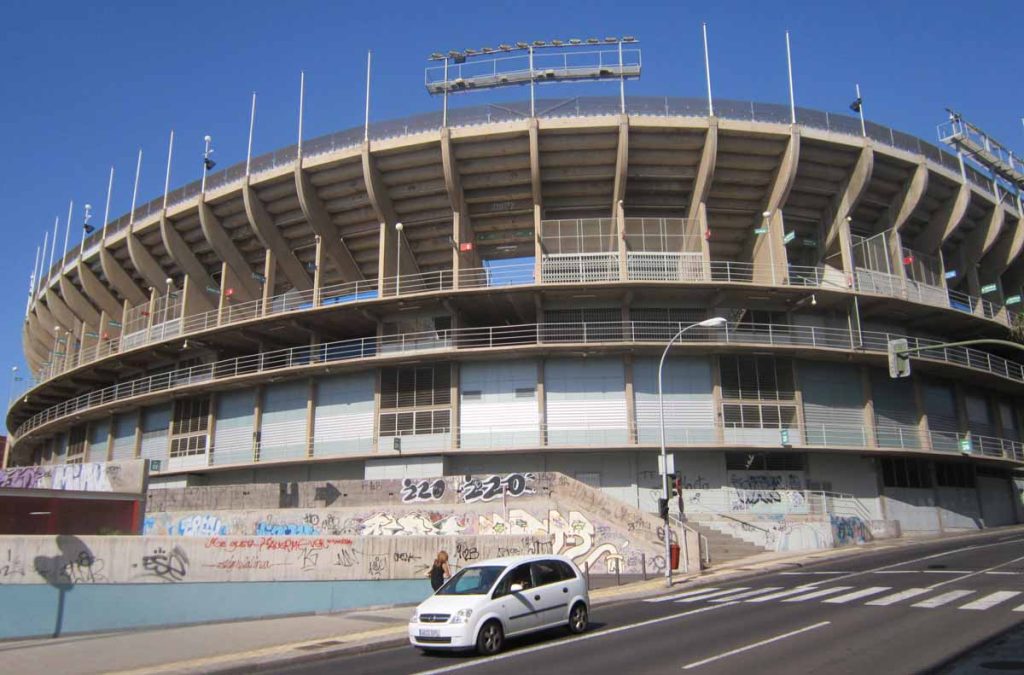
[
  {"left": 879, "top": 457, "right": 932, "bottom": 489},
  {"left": 935, "top": 462, "right": 974, "bottom": 489},
  {"left": 169, "top": 396, "right": 210, "bottom": 458}
]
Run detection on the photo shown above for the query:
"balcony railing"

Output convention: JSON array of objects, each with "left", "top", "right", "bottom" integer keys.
[
  {"left": 29, "top": 254, "right": 1020, "bottom": 388},
  {"left": 13, "top": 319, "right": 1024, "bottom": 443},
  {"left": 34, "top": 96, "right": 1013, "bottom": 316},
  {"left": 38, "top": 420, "right": 1022, "bottom": 474}
]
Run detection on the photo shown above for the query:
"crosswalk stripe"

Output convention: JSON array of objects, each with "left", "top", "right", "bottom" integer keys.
[
  {"left": 823, "top": 587, "right": 891, "bottom": 604},
  {"left": 745, "top": 587, "right": 819, "bottom": 603},
  {"left": 865, "top": 588, "right": 933, "bottom": 606},
  {"left": 782, "top": 586, "right": 855, "bottom": 603},
  {"left": 709, "top": 587, "right": 784, "bottom": 603},
  {"left": 677, "top": 587, "right": 751, "bottom": 603},
  {"left": 958, "top": 591, "right": 1021, "bottom": 611},
  {"left": 645, "top": 587, "right": 720, "bottom": 603},
  {"left": 1013, "top": 603, "right": 1024, "bottom": 612},
  {"left": 912, "top": 590, "right": 975, "bottom": 608}
]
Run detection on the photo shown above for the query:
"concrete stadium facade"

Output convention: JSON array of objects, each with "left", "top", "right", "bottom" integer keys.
[{"left": 8, "top": 95, "right": 1024, "bottom": 534}]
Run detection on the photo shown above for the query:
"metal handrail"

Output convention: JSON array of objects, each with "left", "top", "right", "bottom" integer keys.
[
  {"left": 32, "top": 96, "right": 1017, "bottom": 319},
  {"left": 27, "top": 255, "right": 1019, "bottom": 387},
  {"left": 13, "top": 319, "right": 1024, "bottom": 447}
]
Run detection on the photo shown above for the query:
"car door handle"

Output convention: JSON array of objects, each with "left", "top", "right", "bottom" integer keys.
[
  {"left": 534, "top": 595, "right": 541, "bottom": 601},
  {"left": 563, "top": 587, "right": 569, "bottom": 593}
]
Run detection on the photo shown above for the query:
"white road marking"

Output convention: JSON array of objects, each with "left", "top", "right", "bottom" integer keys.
[
  {"left": 864, "top": 588, "right": 933, "bottom": 606},
  {"left": 1013, "top": 602, "right": 1024, "bottom": 612},
  {"left": 745, "top": 587, "right": 819, "bottom": 603},
  {"left": 411, "top": 602, "right": 738, "bottom": 675},
  {"left": 677, "top": 588, "right": 751, "bottom": 603},
  {"left": 958, "top": 591, "right": 1021, "bottom": 611},
  {"left": 876, "top": 570, "right": 971, "bottom": 575},
  {"left": 912, "top": 590, "right": 975, "bottom": 608},
  {"left": 681, "top": 621, "right": 831, "bottom": 670},
  {"left": 825, "top": 538, "right": 1024, "bottom": 585},
  {"left": 779, "top": 571, "right": 849, "bottom": 576},
  {"left": 823, "top": 587, "right": 891, "bottom": 604},
  {"left": 781, "top": 586, "right": 855, "bottom": 602},
  {"left": 924, "top": 553, "right": 1024, "bottom": 591},
  {"left": 709, "top": 587, "right": 783, "bottom": 603},
  {"left": 645, "top": 588, "right": 720, "bottom": 603}
]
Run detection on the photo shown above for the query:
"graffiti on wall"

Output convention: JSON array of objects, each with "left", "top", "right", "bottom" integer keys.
[
  {"left": 401, "top": 478, "right": 447, "bottom": 503},
  {"left": 706, "top": 516, "right": 833, "bottom": 553},
  {"left": 479, "top": 509, "right": 624, "bottom": 572},
  {"left": 360, "top": 512, "right": 468, "bottom": 537},
  {"left": 459, "top": 473, "right": 536, "bottom": 503},
  {"left": 0, "top": 461, "right": 144, "bottom": 494},
  {"left": 831, "top": 515, "right": 871, "bottom": 546}
]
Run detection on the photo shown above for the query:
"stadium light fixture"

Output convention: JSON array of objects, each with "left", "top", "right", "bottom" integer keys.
[
  {"left": 586, "top": 38, "right": 599, "bottom": 44},
  {"left": 203, "top": 135, "right": 216, "bottom": 171},
  {"left": 569, "top": 38, "right": 582, "bottom": 45},
  {"left": 82, "top": 204, "right": 95, "bottom": 234}
]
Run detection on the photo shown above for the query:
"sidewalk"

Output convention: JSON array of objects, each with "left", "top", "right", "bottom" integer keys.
[{"left": 4, "top": 528, "right": 1019, "bottom": 675}]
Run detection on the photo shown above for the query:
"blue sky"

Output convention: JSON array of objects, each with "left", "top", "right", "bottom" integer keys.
[{"left": 2, "top": 0, "right": 1022, "bottom": 429}]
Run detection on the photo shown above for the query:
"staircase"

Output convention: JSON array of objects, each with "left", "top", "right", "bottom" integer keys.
[{"left": 686, "top": 520, "right": 772, "bottom": 566}]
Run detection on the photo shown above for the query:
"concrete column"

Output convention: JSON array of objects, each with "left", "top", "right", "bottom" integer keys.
[
  {"left": 372, "top": 366, "right": 382, "bottom": 453},
  {"left": 306, "top": 377, "right": 316, "bottom": 458},
  {"left": 623, "top": 354, "right": 636, "bottom": 445},
  {"left": 533, "top": 204, "right": 543, "bottom": 285},
  {"left": 537, "top": 359, "right": 547, "bottom": 447},
  {"left": 450, "top": 363, "right": 460, "bottom": 450},
  {"left": 616, "top": 200, "right": 628, "bottom": 280},
  {"left": 953, "top": 383, "right": 970, "bottom": 435},
  {"left": 711, "top": 355, "right": 724, "bottom": 445},
  {"left": 790, "top": 362, "right": 806, "bottom": 443},
  {"left": 861, "top": 367, "right": 877, "bottom": 448},
  {"left": 132, "top": 409, "right": 143, "bottom": 459},
  {"left": 912, "top": 376, "right": 931, "bottom": 451},
  {"left": 252, "top": 385, "right": 264, "bottom": 463},
  {"left": 262, "top": 249, "right": 277, "bottom": 315},
  {"left": 206, "top": 392, "right": 217, "bottom": 467},
  {"left": 313, "top": 235, "right": 324, "bottom": 307},
  {"left": 104, "top": 414, "right": 115, "bottom": 462}
]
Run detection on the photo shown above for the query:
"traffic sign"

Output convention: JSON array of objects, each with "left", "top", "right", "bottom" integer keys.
[
  {"left": 754, "top": 227, "right": 768, "bottom": 235},
  {"left": 1007, "top": 295, "right": 1021, "bottom": 305},
  {"left": 658, "top": 453, "right": 675, "bottom": 476},
  {"left": 944, "top": 270, "right": 957, "bottom": 280},
  {"left": 981, "top": 283, "right": 998, "bottom": 294},
  {"left": 783, "top": 231, "right": 796, "bottom": 244}
]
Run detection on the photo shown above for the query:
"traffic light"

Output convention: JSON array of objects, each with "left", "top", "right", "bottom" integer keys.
[
  {"left": 667, "top": 473, "right": 679, "bottom": 499},
  {"left": 658, "top": 497, "right": 669, "bottom": 520},
  {"left": 887, "top": 338, "right": 911, "bottom": 378}
]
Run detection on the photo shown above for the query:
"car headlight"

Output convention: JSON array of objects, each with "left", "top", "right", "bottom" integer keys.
[{"left": 449, "top": 608, "right": 473, "bottom": 624}]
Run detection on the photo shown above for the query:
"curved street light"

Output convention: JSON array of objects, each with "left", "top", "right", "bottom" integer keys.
[{"left": 659, "top": 316, "right": 727, "bottom": 586}]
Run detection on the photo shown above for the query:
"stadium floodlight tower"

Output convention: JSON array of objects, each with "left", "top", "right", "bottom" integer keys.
[
  {"left": 425, "top": 36, "right": 641, "bottom": 124},
  {"left": 938, "top": 109, "right": 1024, "bottom": 198}
]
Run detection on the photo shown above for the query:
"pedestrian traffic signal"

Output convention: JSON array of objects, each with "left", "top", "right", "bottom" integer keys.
[
  {"left": 887, "top": 338, "right": 911, "bottom": 378},
  {"left": 658, "top": 497, "right": 669, "bottom": 520}
]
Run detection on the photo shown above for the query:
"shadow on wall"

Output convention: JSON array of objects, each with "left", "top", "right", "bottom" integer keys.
[{"left": 33, "top": 535, "right": 100, "bottom": 637}]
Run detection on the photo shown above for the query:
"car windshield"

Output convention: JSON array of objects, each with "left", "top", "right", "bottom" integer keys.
[{"left": 436, "top": 566, "right": 504, "bottom": 595}]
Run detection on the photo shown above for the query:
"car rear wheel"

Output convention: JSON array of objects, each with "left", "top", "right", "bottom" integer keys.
[
  {"left": 568, "top": 602, "right": 588, "bottom": 634},
  {"left": 476, "top": 620, "right": 504, "bottom": 655}
]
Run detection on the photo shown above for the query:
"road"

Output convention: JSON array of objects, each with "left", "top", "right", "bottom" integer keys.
[{"left": 278, "top": 530, "right": 1024, "bottom": 675}]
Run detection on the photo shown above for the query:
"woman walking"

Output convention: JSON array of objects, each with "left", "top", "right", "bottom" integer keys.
[{"left": 428, "top": 550, "right": 451, "bottom": 592}]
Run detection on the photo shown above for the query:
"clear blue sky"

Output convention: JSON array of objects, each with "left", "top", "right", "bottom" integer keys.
[{"left": 2, "top": 0, "right": 1022, "bottom": 430}]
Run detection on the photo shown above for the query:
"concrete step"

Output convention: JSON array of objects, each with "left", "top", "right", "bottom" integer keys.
[{"left": 687, "top": 521, "right": 771, "bottom": 566}]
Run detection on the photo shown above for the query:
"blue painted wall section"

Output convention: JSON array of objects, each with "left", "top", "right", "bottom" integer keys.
[{"left": 0, "top": 579, "right": 431, "bottom": 640}]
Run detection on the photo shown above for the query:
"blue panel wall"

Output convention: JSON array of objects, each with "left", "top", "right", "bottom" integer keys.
[{"left": 0, "top": 579, "right": 432, "bottom": 640}]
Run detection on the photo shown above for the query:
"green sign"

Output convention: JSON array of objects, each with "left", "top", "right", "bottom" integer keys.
[
  {"left": 780, "top": 428, "right": 790, "bottom": 446},
  {"left": 959, "top": 437, "right": 973, "bottom": 453},
  {"left": 1006, "top": 295, "right": 1021, "bottom": 305},
  {"left": 783, "top": 231, "right": 796, "bottom": 244},
  {"left": 754, "top": 227, "right": 768, "bottom": 235},
  {"left": 981, "top": 283, "right": 998, "bottom": 294},
  {"left": 108, "top": 320, "right": 122, "bottom": 327},
  {"left": 801, "top": 238, "right": 818, "bottom": 248}
]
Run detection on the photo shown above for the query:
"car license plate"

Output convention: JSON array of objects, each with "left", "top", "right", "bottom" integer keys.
[{"left": 419, "top": 629, "right": 440, "bottom": 638}]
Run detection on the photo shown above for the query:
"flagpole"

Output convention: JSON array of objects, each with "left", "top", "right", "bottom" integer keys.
[
  {"left": 130, "top": 148, "right": 143, "bottom": 226},
  {"left": 785, "top": 31, "right": 796, "bottom": 125},
  {"left": 162, "top": 130, "right": 174, "bottom": 210},
  {"left": 702, "top": 22, "right": 714, "bottom": 117},
  {"left": 298, "top": 71, "right": 305, "bottom": 157},
  {"left": 246, "top": 92, "right": 256, "bottom": 176},
  {"left": 48, "top": 216, "right": 59, "bottom": 284},
  {"left": 364, "top": 52, "right": 372, "bottom": 142},
  {"left": 26, "top": 245, "right": 40, "bottom": 317},
  {"left": 856, "top": 84, "right": 866, "bottom": 137},
  {"left": 39, "top": 230, "right": 49, "bottom": 294},
  {"left": 101, "top": 166, "right": 114, "bottom": 241},
  {"left": 61, "top": 199, "right": 74, "bottom": 265}
]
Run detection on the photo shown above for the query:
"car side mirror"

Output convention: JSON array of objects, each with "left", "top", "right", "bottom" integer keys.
[{"left": 510, "top": 583, "right": 525, "bottom": 593}]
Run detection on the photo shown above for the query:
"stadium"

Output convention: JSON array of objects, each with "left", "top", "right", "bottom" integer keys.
[{"left": 7, "top": 37, "right": 1024, "bottom": 541}]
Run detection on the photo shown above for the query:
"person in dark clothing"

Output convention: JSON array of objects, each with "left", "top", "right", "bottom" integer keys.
[{"left": 428, "top": 550, "right": 451, "bottom": 591}]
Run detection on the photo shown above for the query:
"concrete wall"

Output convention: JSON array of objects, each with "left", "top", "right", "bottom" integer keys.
[{"left": 0, "top": 460, "right": 145, "bottom": 493}]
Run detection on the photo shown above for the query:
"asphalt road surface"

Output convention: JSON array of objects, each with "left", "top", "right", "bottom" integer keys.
[{"left": 277, "top": 530, "right": 1024, "bottom": 675}]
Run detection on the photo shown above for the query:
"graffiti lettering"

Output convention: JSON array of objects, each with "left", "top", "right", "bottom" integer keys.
[
  {"left": 393, "top": 551, "right": 421, "bottom": 563},
  {"left": 255, "top": 521, "right": 319, "bottom": 536},
  {"left": 368, "top": 554, "right": 388, "bottom": 579},
  {"left": 141, "top": 545, "right": 189, "bottom": 582},
  {"left": 400, "top": 478, "right": 446, "bottom": 503},
  {"left": 334, "top": 549, "right": 359, "bottom": 568},
  {"left": 455, "top": 542, "right": 479, "bottom": 562},
  {"left": 0, "top": 549, "right": 26, "bottom": 579},
  {"left": 0, "top": 466, "right": 44, "bottom": 489},
  {"left": 831, "top": 515, "right": 871, "bottom": 546},
  {"left": 177, "top": 514, "right": 227, "bottom": 537},
  {"left": 460, "top": 473, "right": 535, "bottom": 503}
]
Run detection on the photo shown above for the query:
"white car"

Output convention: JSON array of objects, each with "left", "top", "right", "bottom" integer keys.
[{"left": 408, "top": 554, "right": 590, "bottom": 655}]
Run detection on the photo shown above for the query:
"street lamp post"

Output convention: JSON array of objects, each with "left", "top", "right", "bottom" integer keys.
[{"left": 658, "top": 316, "right": 727, "bottom": 586}]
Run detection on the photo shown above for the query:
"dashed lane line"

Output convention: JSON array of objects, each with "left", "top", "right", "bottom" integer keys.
[{"left": 681, "top": 621, "right": 831, "bottom": 670}]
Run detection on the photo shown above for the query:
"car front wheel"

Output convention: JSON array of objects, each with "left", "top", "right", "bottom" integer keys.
[
  {"left": 568, "top": 602, "right": 588, "bottom": 634},
  {"left": 476, "top": 620, "right": 504, "bottom": 655}
]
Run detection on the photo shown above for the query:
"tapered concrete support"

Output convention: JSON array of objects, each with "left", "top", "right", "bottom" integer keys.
[
  {"left": 100, "top": 247, "right": 148, "bottom": 306},
  {"left": 529, "top": 120, "right": 543, "bottom": 284},
  {"left": 261, "top": 250, "right": 277, "bottom": 314},
  {"left": 243, "top": 181, "right": 312, "bottom": 291},
  {"left": 984, "top": 214, "right": 1024, "bottom": 278},
  {"left": 44, "top": 289, "right": 78, "bottom": 334},
  {"left": 198, "top": 200, "right": 260, "bottom": 300},
  {"left": 159, "top": 216, "right": 217, "bottom": 312},
  {"left": 611, "top": 118, "right": 629, "bottom": 217},
  {"left": 58, "top": 275, "right": 100, "bottom": 327},
  {"left": 824, "top": 145, "right": 873, "bottom": 275},
  {"left": 180, "top": 274, "right": 212, "bottom": 327},
  {"left": 955, "top": 205, "right": 1006, "bottom": 296},
  {"left": 127, "top": 232, "right": 170, "bottom": 291},
  {"left": 915, "top": 184, "right": 970, "bottom": 253},
  {"left": 688, "top": 121, "right": 718, "bottom": 223},
  {"left": 891, "top": 162, "right": 929, "bottom": 233},
  {"left": 441, "top": 128, "right": 480, "bottom": 281},
  {"left": 295, "top": 165, "right": 363, "bottom": 282},
  {"left": 362, "top": 145, "right": 416, "bottom": 282},
  {"left": 750, "top": 131, "right": 799, "bottom": 283},
  {"left": 76, "top": 260, "right": 123, "bottom": 318}
]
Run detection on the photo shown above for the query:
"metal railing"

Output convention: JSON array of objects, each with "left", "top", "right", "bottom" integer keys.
[
  {"left": 33, "top": 96, "right": 1015, "bottom": 311},
  {"left": 14, "top": 319, "right": 1024, "bottom": 445},
  {"left": 29, "top": 253, "right": 1021, "bottom": 389}
]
